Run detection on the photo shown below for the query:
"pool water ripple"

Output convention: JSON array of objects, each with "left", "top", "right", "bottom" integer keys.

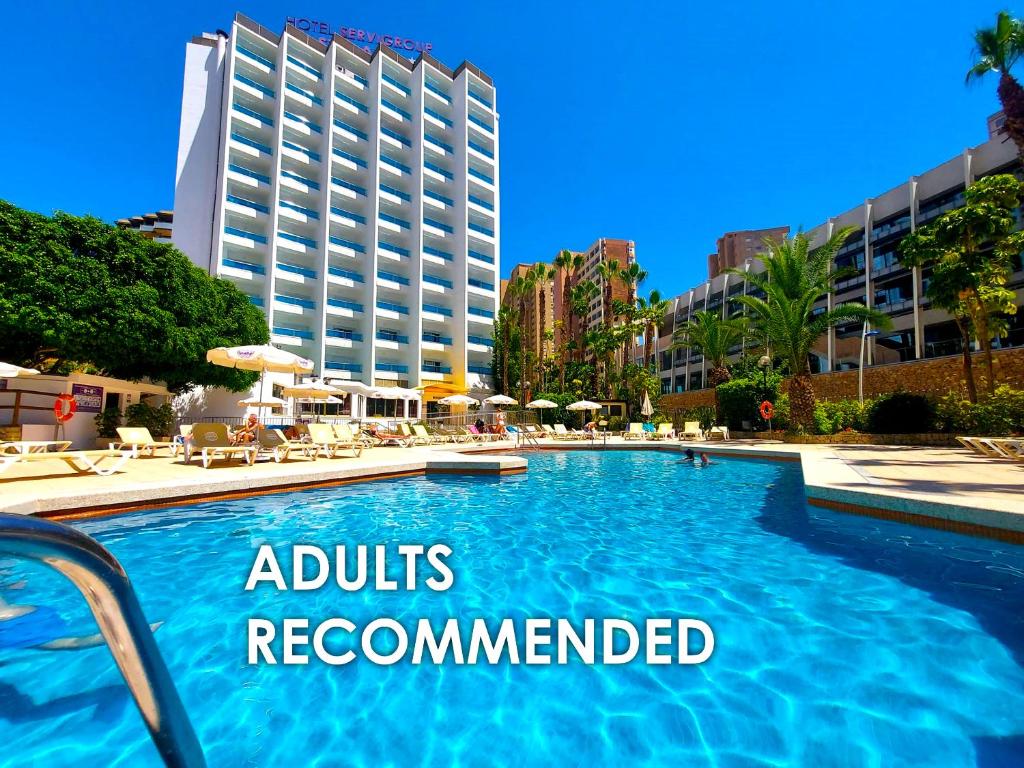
[{"left": 0, "top": 450, "right": 1022, "bottom": 766}]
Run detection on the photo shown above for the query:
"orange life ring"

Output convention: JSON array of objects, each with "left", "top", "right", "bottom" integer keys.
[
  {"left": 759, "top": 400, "right": 774, "bottom": 420},
  {"left": 54, "top": 393, "right": 77, "bottom": 423}
]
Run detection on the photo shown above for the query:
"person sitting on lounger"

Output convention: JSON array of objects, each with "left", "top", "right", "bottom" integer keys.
[
  {"left": 678, "top": 448, "right": 695, "bottom": 463},
  {"left": 475, "top": 417, "right": 486, "bottom": 433},
  {"left": 232, "top": 414, "right": 263, "bottom": 444}
]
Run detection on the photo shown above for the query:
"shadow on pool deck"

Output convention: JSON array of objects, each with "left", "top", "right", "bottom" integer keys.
[{"left": 754, "top": 480, "right": 1024, "bottom": 670}]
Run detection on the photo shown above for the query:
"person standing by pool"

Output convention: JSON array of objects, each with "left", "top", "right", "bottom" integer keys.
[{"left": 495, "top": 408, "right": 507, "bottom": 435}]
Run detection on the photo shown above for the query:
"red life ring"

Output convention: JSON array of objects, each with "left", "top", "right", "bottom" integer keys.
[
  {"left": 54, "top": 393, "right": 77, "bottom": 423},
  {"left": 759, "top": 400, "right": 774, "bottom": 420}
]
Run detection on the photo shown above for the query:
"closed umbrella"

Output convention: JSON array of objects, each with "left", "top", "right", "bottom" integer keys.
[
  {"left": 641, "top": 391, "right": 654, "bottom": 420},
  {"left": 0, "top": 363, "right": 40, "bottom": 378},
  {"left": 207, "top": 344, "right": 314, "bottom": 430}
]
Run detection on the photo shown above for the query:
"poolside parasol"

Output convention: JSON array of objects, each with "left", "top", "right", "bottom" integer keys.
[
  {"left": 483, "top": 394, "right": 518, "bottom": 406},
  {"left": 0, "top": 363, "right": 40, "bottom": 378},
  {"left": 526, "top": 399, "right": 558, "bottom": 428},
  {"left": 438, "top": 394, "right": 480, "bottom": 407},
  {"left": 641, "top": 391, "right": 654, "bottom": 420},
  {"left": 207, "top": 344, "right": 313, "bottom": 429},
  {"left": 237, "top": 395, "right": 288, "bottom": 409}
]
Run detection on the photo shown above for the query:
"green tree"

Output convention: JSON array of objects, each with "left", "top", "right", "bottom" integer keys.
[
  {"left": 670, "top": 310, "right": 747, "bottom": 419},
  {"left": 637, "top": 289, "right": 670, "bottom": 369},
  {"left": 728, "top": 228, "right": 889, "bottom": 431},
  {"left": 491, "top": 305, "right": 522, "bottom": 396},
  {"left": 900, "top": 174, "right": 1023, "bottom": 400},
  {"left": 967, "top": 11, "right": 1024, "bottom": 160},
  {"left": 0, "top": 201, "right": 267, "bottom": 391},
  {"left": 596, "top": 258, "right": 621, "bottom": 327},
  {"left": 568, "top": 280, "right": 600, "bottom": 361}
]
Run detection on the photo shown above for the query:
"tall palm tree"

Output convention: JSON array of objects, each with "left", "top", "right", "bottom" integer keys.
[
  {"left": 637, "top": 289, "right": 671, "bottom": 369},
  {"left": 569, "top": 280, "right": 600, "bottom": 360},
  {"left": 596, "top": 258, "right": 621, "bottom": 328},
  {"left": 554, "top": 249, "right": 583, "bottom": 339},
  {"left": 618, "top": 261, "right": 648, "bottom": 308},
  {"left": 532, "top": 261, "right": 557, "bottom": 360},
  {"left": 967, "top": 11, "right": 1024, "bottom": 159},
  {"left": 495, "top": 305, "right": 521, "bottom": 395},
  {"left": 728, "top": 228, "right": 889, "bottom": 431}
]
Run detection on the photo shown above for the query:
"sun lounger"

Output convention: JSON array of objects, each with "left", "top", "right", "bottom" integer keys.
[
  {"left": 468, "top": 424, "right": 500, "bottom": 442},
  {"left": 623, "top": 423, "right": 645, "bottom": 440},
  {"left": 411, "top": 424, "right": 440, "bottom": 445},
  {"left": 707, "top": 426, "right": 730, "bottom": 441},
  {"left": 114, "top": 427, "right": 180, "bottom": 458},
  {"left": 260, "top": 429, "right": 316, "bottom": 462},
  {"left": 679, "top": 421, "right": 702, "bottom": 440},
  {"left": 189, "top": 423, "right": 258, "bottom": 468},
  {"left": 524, "top": 425, "right": 547, "bottom": 439},
  {"left": 0, "top": 449, "right": 132, "bottom": 476},
  {"left": 368, "top": 423, "right": 414, "bottom": 447},
  {"left": 552, "top": 424, "right": 584, "bottom": 440},
  {"left": 957, "top": 436, "right": 1023, "bottom": 460},
  {"left": 306, "top": 423, "right": 363, "bottom": 458},
  {"left": 652, "top": 423, "right": 674, "bottom": 440},
  {"left": 332, "top": 423, "right": 370, "bottom": 454},
  {"left": 991, "top": 438, "right": 1024, "bottom": 459}
]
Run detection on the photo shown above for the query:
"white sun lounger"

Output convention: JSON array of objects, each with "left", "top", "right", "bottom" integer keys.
[
  {"left": 189, "top": 423, "right": 258, "bottom": 468},
  {"left": 114, "top": 426, "right": 180, "bottom": 458},
  {"left": 0, "top": 449, "right": 132, "bottom": 476}
]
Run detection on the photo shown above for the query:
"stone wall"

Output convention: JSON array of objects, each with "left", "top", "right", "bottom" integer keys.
[{"left": 657, "top": 347, "right": 1024, "bottom": 413}]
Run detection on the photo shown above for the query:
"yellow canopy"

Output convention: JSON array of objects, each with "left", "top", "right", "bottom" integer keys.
[{"left": 416, "top": 382, "right": 468, "bottom": 401}]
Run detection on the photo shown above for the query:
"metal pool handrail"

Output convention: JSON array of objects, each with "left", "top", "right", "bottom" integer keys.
[{"left": 0, "top": 513, "right": 206, "bottom": 767}]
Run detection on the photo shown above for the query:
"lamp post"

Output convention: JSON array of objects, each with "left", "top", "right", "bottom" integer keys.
[{"left": 858, "top": 323, "right": 881, "bottom": 405}]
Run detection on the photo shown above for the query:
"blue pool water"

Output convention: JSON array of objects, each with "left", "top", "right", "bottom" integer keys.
[{"left": 1, "top": 450, "right": 1023, "bottom": 766}]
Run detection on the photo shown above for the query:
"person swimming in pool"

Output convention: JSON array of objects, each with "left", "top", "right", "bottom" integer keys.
[
  {"left": 679, "top": 448, "right": 695, "bottom": 463},
  {"left": 699, "top": 452, "right": 713, "bottom": 467}
]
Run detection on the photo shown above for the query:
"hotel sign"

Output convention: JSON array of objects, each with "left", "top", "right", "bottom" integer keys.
[{"left": 287, "top": 17, "right": 433, "bottom": 56}]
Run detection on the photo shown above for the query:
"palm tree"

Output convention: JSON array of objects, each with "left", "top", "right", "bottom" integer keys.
[
  {"left": 494, "top": 305, "right": 521, "bottom": 395},
  {"left": 671, "top": 310, "right": 747, "bottom": 390},
  {"left": 618, "top": 261, "right": 648, "bottom": 308},
  {"left": 967, "top": 11, "right": 1024, "bottom": 159},
  {"left": 554, "top": 249, "right": 583, "bottom": 336},
  {"left": 569, "top": 280, "right": 600, "bottom": 360},
  {"left": 532, "top": 261, "right": 557, "bottom": 361},
  {"left": 596, "top": 259, "right": 621, "bottom": 328},
  {"left": 728, "top": 228, "right": 889, "bottom": 431},
  {"left": 637, "top": 289, "right": 671, "bottom": 369}
]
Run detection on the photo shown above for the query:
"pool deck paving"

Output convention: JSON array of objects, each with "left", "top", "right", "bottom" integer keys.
[{"left": 0, "top": 437, "right": 1020, "bottom": 542}]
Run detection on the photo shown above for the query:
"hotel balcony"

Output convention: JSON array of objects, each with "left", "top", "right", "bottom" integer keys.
[
  {"left": 422, "top": 215, "right": 453, "bottom": 240},
  {"left": 467, "top": 248, "right": 495, "bottom": 269},
  {"left": 235, "top": 40, "right": 277, "bottom": 78},
  {"left": 280, "top": 137, "right": 321, "bottom": 169},
  {"left": 271, "top": 323, "right": 316, "bottom": 349},
  {"left": 223, "top": 224, "right": 268, "bottom": 252},
  {"left": 283, "top": 109, "right": 323, "bottom": 141},
  {"left": 378, "top": 210, "right": 412, "bottom": 236},
  {"left": 324, "top": 359, "right": 362, "bottom": 379},
  {"left": 377, "top": 239, "right": 410, "bottom": 264},
  {"left": 421, "top": 302, "right": 454, "bottom": 324},
  {"left": 468, "top": 86, "right": 494, "bottom": 113},
  {"left": 227, "top": 163, "right": 271, "bottom": 194},
  {"left": 329, "top": 204, "right": 367, "bottom": 230},
  {"left": 467, "top": 138, "right": 495, "bottom": 166},
  {"left": 276, "top": 230, "right": 317, "bottom": 256},
  {"left": 382, "top": 71, "right": 411, "bottom": 101},
  {"left": 279, "top": 169, "right": 320, "bottom": 196},
  {"left": 423, "top": 245, "right": 454, "bottom": 267},
  {"left": 467, "top": 305, "right": 495, "bottom": 326},
  {"left": 424, "top": 105, "right": 453, "bottom": 132},
  {"left": 424, "top": 160, "right": 454, "bottom": 185},
  {"left": 229, "top": 130, "right": 273, "bottom": 165},
  {"left": 424, "top": 79, "right": 452, "bottom": 109},
  {"left": 420, "top": 360, "right": 453, "bottom": 382},
  {"left": 332, "top": 175, "right": 368, "bottom": 206},
  {"left": 467, "top": 221, "right": 496, "bottom": 246},
  {"left": 467, "top": 113, "right": 495, "bottom": 138},
  {"left": 334, "top": 87, "right": 369, "bottom": 119},
  {"left": 283, "top": 80, "right": 323, "bottom": 115},
  {"left": 467, "top": 334, "right": 494, "bottom": 354},
  {"left": 381, "top": 96, "right": 412, "bottom": 125},
  {"left": 379, "top": 152, "right": 411, "bottom": 182},
  {"left": 375, "top": 299, "right": 410, "bottom": 322},
  {"left": 332, "top": 115, "right": 368, "bottom": 149},
  {"left": 220, "top": 254, "right": 267, "bottom": 286},
  {"left": 329, "top": 235, "right": 366, "bottom": 260},
  {"left": 423, "top": 132, "right": 453, "bottom": 161},
  {"left": 376, "top": 269, "right": 411, "bottom": 293},
  {"left": 286, "top": 53, "right": 322, "bottom": 86},
  {"left": 326, "top": 264, "right": 365, "bottom": 289},
  {"left": 379, "top": 182, "right": 411, "bottom": 208},
  {"left": 278, "top": 198, "right": 319, "bottom": 227},
  {"left": 325, "top": 327, "right": 363, "bottom": 349},
  {"left": 325, "top": 295, "right": 364, "bottom": 319},
  {"left": 375, "top": 329, "right": 409, "bottom": 351},
  {"left": 276, "top": 259, "right": 318, "bottom": 287},
  {"left": 468, "top": 165, "right": 495, "bottom": 192},
  {"left": 421, "top": 330, "right": 453, "bottom": 352},
  {"left": 380, "top": 124, "right": 412, "bottom": 154},
  {"left": 421, "top": 273, "right": 454, "bottom": 296},
  {"left": 231, "top": 101, "right": 274, "bottom": 134},
  {"left": 374, "top": 362, "right": 410, "bottom": 382},
  {"left": 273, "top": 291, "right": 316, "bottom": 318},
  {"left": 467, "top": 277, "right": 496, "bottom": 299}
]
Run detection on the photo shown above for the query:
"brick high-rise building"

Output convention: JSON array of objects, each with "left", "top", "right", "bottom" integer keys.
[
  {"left": 707, "top": 226, "right": 789, "bottom": 279},
  {"left": 552, "top": 238, "right": 635, "bottom": 354},
  {"left": 502, "top": 263, "right": 554, "bottom": 365}
]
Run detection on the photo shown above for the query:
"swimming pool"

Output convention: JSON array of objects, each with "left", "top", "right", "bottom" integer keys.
[{"left": 1, "top": 450, "right": 1023, "bottom": 766}]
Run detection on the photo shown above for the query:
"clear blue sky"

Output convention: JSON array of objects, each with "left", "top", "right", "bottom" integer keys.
[{"left": 0, "top": 1, "right": 1007, "bottom": 298}]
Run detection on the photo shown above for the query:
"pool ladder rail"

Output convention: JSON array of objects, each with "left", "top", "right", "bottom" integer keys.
[{"left": 0, "top": 513, "right": 207, "bottom": 768}]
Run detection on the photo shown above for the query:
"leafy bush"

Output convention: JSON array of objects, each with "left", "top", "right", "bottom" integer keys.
[
  {"left": 936, "top": 386, "right": 1024, "bottom": 435},
  {"left": 867, "top": 392, "right": 936, "bottom": 434},
  {"left": 125, "top": 401, "right": 175, "bottom": 437},
  {"left": 606, "top": 415, "right": 627, "bottom": 432},
  {"left": 94, "top": 407, "right": 122, "bottom": 438},
  {"left": 716, "top": 373, "right": 783, "bottom": 430},
  {"left": 811, "top": 399, "right": 871, "bottom": 434},
  {"left": 530, "top": 392, "right": 580, "bottom": 428}
]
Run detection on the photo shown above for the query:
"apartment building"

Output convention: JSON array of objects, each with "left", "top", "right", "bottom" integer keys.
[
  {"left": 707, "top": 226, "right": 789, "bottom": 279},
  {"left": 551, "top": 238, "right": 635, "bottom": 352},
  {"left": 172, "top": 14, "right": 500, "bottom": 397},
  {"left": 654, "top": 117, "right": 1024, "bottom": 393},
  {"left": 116, "top": 211, "right": 174, "bottom": 243}
]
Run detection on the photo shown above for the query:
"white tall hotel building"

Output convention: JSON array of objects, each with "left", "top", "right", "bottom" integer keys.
[{"left": 173, "top": 14, "right": 499, "bottom": 399}]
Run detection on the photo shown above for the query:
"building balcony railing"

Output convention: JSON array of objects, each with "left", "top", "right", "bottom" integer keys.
[
  {"left": 283, "top": 111, "right": 322, "bottom": 133},
  {"left": 378, "top": 241, "right": 410, "bottom": 258},
  {"left": 376, "top": 331, "right": 409, "bottom": 343},
  {"left": 334, "top": 90, "right": 368, "bottom": 113},
  {"left": 285, "top": 82, "right": 322, "bottom": 105},
  {"left": 468, "top": 194, "right": 494, "bottom": 211},
  {"left": 230, "top": 133, "right": 272, "bottom": 155},
  {"left": 380, "top": 154, "right": 412, "bottom": 174},
  {"left": 281, "top": 170, "right": 320, "bottom": 190},
  {"left": 226, "top": 194, "right": 270, "bottom": 214},
  {"left": 328, "top": 266, "right": 364, "bottom": 282},
  {"left": 248, "top": 295, "right": 264, "bottom": 306},
  {"left": 224, "top": 226, "right": 267, "bottom": 243},
  {"left": 468, "top": 168, "right": 493, "bottom": 185},
  {"left": 423, "top": 217, "right": 453, "bottom": 234},
  {"left": 235, "top": 73, "right": 275, "bottom": 98},
  {"left": 381, "top": 126, "right": 411, "bottom": 147},
  {"left": 332, "top": 148, "right": 367, "bottom": 168},
  {"left": 467, "top": 306, "right": 494, "bottom": 319},
  {"left": 424, "top": 246, "right": 454, "bottom": 261},
  {"left": 423, "top": 274, "right": 454, "bottom": 289},
  {"left": 424, "top": 81, "right": 451, "bottom": 104},
  {"left": 422, "top": 364, "right": 452, "bottom": 374},
  {"left": 467, "top": 140, "right": 494, "bottom": 159},
  {"left": 327, "top": 329, "right": 363, "bottom": 341},
  {"left": 468, "top": 335, "right": 494, "bottom": 347},
  {"left": 377, "top": 270, "right": 410, "bottom": 286},
  {"left": 222, "top": 257, "right": 266, "bottom": 274},
  {"left": 424, "top": 161, "right": 454, "bottom": 180},
  {"left": 422, "top": 303, "right": 454, "bottom": 317},
  {"left": 376, "top": 300, "right": 410, "bottom": 315},
  {"left": 468, "top": 222, "right": 494, "bottom": 237},
  {"left": 382, "top": 73, "right": 411, "bottom": 96},
  {"left": 331, "top": 206, "right": 366, "bottom": 224},
  {"left": 376, "top": 363, "right": 410, "bottom": 373},
  {"left": 424, "top": 189, "right": 454, "bottom": 206},
  {"left": 280, "top": 200, "right": 319, "bottom": 219},
  {"left": 381, "top": 99, "right": 412, "bottom": 120},
  {"left": 333, "top": 177, "right": 367, "bottom": 196},
  {"left": 329, "top": 236, "right": 366, "bottom": 253},
  {"left": 468, "top": 278, "right": 494, "bottom": 291},
  {"left": 380, "top": 212, "right": 411, "bottom": 229},
  {"left": 379, "top": 183, "right": 411, "bottom": 202},
  {"left": 424, "top": 134, "right": 453, "bottom": 153},
  {"left": 232, "top": 103, "right": 273, "bottom": 127},
  {"left": 468, "top": 90, "right": 493, "bottom": 109},
  {"left": 424, "top": 107, "right": 453, "bottom": 127},
  {"left": 468, "top": 364, "right": 492, "bottom": 375},
  {"left": 273, "top": 326, "right": 314, "bottom": 340},
  {"left": 325, "top": 361, "right": 362, "bottom": 372},
  {"left": 282, "top": 140, "right": 321, "bottom": 162},
  {"left": 468, "top": 250, "right": 494, "bottom": 265},
  {"left": 278, "top": 262, "right": 316, "bottom": 279},
  {"left": 277, "top": 231, "right": 317, "bottom": 248},
  {"left": 286, "top": 55, "right": 321, "bottom": 80},
  {"left": 327, "top": 297, "right": 364, "bottom": 312},
  {"left": 237, "top": 45, "right": 276, "bottom": 70},
  {"left": 333, "top": 118, "right": 368, "bottom": 140},
  {"left": 468, "top": 114, "right": 493, "bottom": 133},
  {"left": 423, "top": 332, "right": 452, "bottom": 345},
  {"left": 275, "top": 294, "right": 316, "bottom": 309}
]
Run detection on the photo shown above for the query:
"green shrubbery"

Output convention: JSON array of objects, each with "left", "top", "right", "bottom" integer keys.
[
  {"left": 716, "top": 373, "right": 783, "bottom": 430},
  {"left": 866, "top": 392, "right": 937, "bottom": 434},
  {"left": 125, "top": 402, "right": 175, "bottom": 438},
  {"left": 936, "top": 386, "right": 1024, "bottom": 436},
  {"left": 812, "top": 399, "right": 870, "bottom": 435}
]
